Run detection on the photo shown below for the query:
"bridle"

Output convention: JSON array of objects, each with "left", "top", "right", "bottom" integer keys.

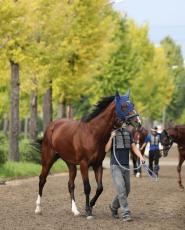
[{"left": 161, "top": 130, "right": 174, "bottom": 156}]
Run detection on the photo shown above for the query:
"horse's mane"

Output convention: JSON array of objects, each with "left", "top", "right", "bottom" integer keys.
[{"left": 81, "top": 96, "right": 115, "bottom": 122}]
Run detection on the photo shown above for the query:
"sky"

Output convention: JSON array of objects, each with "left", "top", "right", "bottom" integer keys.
[{"left": 113, "top": 0, "right": 185, "bottom": 59}]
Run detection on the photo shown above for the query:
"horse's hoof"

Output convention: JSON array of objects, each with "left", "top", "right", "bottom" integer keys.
[
  {"left": 73, "top": 211, "right": 80, "bottom": 216},
  {"left": 87, "top": 216, "right": 94, "bottom": 220},
  {"left": 179, "top": 186, "right": 184, "bottom": 192},
  {"left": 35, "top": 207, "right": 42, "bottom": 215}
]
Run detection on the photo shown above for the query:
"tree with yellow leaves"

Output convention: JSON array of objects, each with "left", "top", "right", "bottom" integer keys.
[{"left": 0, "top": 0, "right": 29, "bottom": 161}]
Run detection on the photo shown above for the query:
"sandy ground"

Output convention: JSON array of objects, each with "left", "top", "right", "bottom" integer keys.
[{"left": 0, "top": 145, "right": 185, "bottom": 230}]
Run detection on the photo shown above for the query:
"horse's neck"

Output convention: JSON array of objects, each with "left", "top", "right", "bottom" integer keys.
[
  {"left": 173, "top": 126, "right": 185, "bottom": 146},
  {"left": 135, "top": 133, "right": 141, "bottom": 148},
  {"left": 134, "top": 132, "right": 140, "bottom": 143},
  {"left": 135, "top": 129, "right": 147, "bottom": 145},
  {"left": 89, "top": 103, "right": 116, "bottom": 139}
]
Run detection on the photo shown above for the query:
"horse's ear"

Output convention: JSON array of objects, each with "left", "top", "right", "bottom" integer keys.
[
  {"left": 162, "top": 129, "right": 168, "bottom": 137},
  {"left": 115, "top": 90, "right": 120, "bottom": 101}
]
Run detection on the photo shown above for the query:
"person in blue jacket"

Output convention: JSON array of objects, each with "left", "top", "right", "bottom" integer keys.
[{"left": 140, "top": 127, "right": 161, "bottom": 177}]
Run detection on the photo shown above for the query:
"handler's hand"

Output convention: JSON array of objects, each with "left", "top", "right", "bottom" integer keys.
[
  {"left": 111, "top": 131, "right": 116, "bottom": 138},
  {"left": 140, "top": 156, "right": 145, "bottom": 164}
]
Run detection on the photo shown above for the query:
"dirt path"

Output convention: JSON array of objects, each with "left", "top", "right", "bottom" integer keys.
[{"left": 0, "top": 146, "right": 185, "bottom": 230}]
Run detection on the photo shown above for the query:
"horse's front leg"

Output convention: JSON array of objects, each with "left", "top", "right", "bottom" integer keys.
[
  {"left": 67, "top": 164, "right": 80, "bottom": 216},
  {"left": 131, "top": 152, "right": 137, "bottom": 176},
  {"left": 90, "top": 164, "right": 103, "bottom": 208},
  {"left": 80, "top": 161, "right": 93, "bottom": 219},
  {"left": 177, "top": 150, "right": 185, "bottom": 191}
]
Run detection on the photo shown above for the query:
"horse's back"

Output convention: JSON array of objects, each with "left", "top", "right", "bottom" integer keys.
[
  {"left": 45, "top": 118, "right": 86, "bottom": 164},
  {"left": 175, "top": 125, "right": 185, "bottom": 135},
  {"left": 50, "top": 118, "right": 80, "bottom": 144}
]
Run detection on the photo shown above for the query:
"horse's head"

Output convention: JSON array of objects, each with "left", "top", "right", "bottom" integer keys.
[
  {"left": 132, "top": 126, "right": 148, "bottom": 146},
  {"left": 114, "top": 90, "right": 141, "bottom": 128},
  {"left": 160, "top": 129, "right": 173, "bottom": 157}
]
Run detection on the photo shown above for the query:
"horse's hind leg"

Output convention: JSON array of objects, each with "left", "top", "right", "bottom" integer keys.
[
  {"left": 80, "top": 161, "right": 92, "bottom": 219},
  {"left": 90, "top": 164, "right": 103, "bottom": 208},
  {"left": 67, "top": 164, "right": 80, "bottom": 216},
  {"left": 177, "top": 150, "right": 184, "bottom": 191},
  {"left": 35, "top": 146, "right": 59, "bottom": 214}
]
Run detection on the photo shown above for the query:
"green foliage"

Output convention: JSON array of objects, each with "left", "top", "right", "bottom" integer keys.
[
  {"left": 0, "top": 161, "right": 41, "bottom": 179},
  {"left": 93, "top": 19, "right": 130, "bottom": 98},
  {"left": 0, "top": 0, "right": 183, "bottom": 147},
  {"left": 0, "top": 132, "right": 8, "bottom": 164},
  {"left": 161, "top": 36, "right": 184, "bottom": 67},
  {"left": 0, "top": 0, "right": 120, "bottom": 121},
  {"left": 19, "top": 138, "right": 41, "bottom": 163},
  {"left": 176, "top": 109, "right": 185, "bottom": 124},
  {"left": 132, "top": 47, "right": 174, "bottom": 120},
  {"left": 0, "top": 59, "right": 10, "bottom": 116},
  {"left": 73, "top": 95, "right": 92, "bottom": 119},
  {"left": 0, "top": 0, "right": 29, "bottom": 63},
  {"left": 50, "top": 0, "right": 119, "bottom": 104},
  {"left": 0, "top": 134, "right": 42, "bottom": 164},
  {"left": 92, "top": 19, "right": 174, "bottom": 121},
  {"left": 161, "top": 36, "right": 185, "bottom": 123},
  {"left": 0, "top": 160, "right": 67, "bottom": 180}
]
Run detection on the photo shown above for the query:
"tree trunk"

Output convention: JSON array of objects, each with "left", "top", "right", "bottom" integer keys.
[
  {"left": 142, "top": 117, "right": 153, "bottom": 130},
  {"left": 43, "top": 86, "right": 52, "bottom": 132},
  {"left": 9, "top": 60, "right": 19, "bottom": 161},
  {"left": 29, "top": 92, "right": 37, "bottom": 141},
  {"left": 66, "top": 104, "right": 73, "bottom": 119},
  {"left": 58, "top": 103, "right": 65, "bottom": 118}
]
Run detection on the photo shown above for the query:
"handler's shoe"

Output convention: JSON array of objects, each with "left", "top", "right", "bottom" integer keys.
[
  {"left": 122, "top": 212, "right": 132, "bottom": 222},
  {"left": 136, "top": 172, "right": 141, "bottom": 178},
  {"left": 109, "top": 204, "right": 119, "bottom": 219}
]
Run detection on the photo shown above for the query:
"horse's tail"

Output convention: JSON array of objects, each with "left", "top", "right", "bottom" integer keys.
[
  {"left": 32, "top": 138, "right": 43, "bottom": 152},
  {"left": 29, "top": 138, "right": 43, "bottom": 164}
]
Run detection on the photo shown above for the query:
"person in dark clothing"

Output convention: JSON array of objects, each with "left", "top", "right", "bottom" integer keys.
[
  {"left": 140, "top": 127, "right": 161, "bottom": 177},
  {"left": 105, "top": 126, "right": 145, "bottom": 221}
]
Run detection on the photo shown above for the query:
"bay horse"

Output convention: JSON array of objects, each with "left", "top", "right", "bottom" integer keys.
[
  {"left": 131, "top": 126, "right": 148, "bottom": 177},
  {"left": 161, "top": 125, "right": 185, "bottom": 190},
  {"left": 34, "top": 91, "right": 141, "bottom": 219}
]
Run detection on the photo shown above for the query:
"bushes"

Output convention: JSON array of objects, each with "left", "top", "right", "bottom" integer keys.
[
  {"left": 0, "top": 132, "right": 41, "bottom": 164},
  {"left": 0, "top": 160, "right": 68, "bottom": 180},
  {"left": 0, "top": 132, "right": 8, "bottom": 164},
  {"left": 0, "top": 133, "right": 68, "bottom": 179},
  {"left": 19, "top": 138, "right": 41, "bottom": 164}
]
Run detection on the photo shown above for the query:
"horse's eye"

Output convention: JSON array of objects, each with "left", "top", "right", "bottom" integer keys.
[{"left": 121, "top": 103, "right": 128, "bottom": 110}]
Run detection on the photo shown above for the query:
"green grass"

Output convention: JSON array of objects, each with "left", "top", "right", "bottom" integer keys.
[{"left": 0, "top": 160, "right": 68, "bottom": 181}]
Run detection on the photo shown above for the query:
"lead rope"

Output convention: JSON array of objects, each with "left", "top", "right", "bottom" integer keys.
[{"left": 112, "top": 135, "right": 158, "bottom": 181}]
